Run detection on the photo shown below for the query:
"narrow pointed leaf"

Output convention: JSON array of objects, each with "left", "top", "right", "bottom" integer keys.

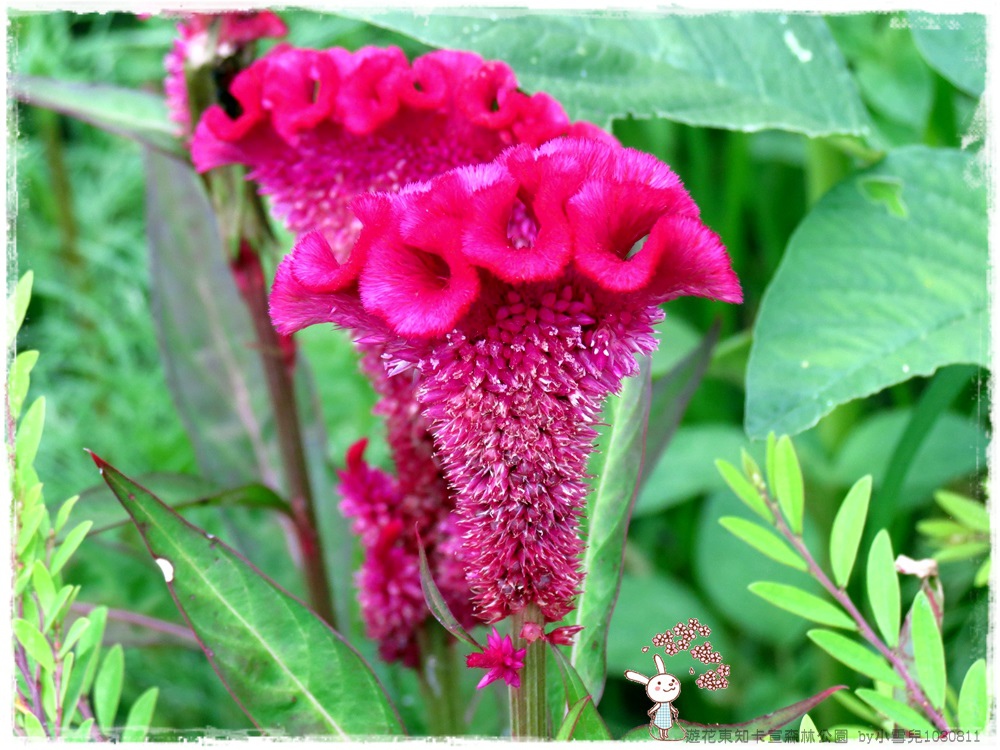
[
  {"left": 934, "top": 490, "right": 989, "bottom": 533},
  {"left": 13, "top": 75, "right": 183, "bottom": 156},
  {"left": 911, "top": 591, "right": 946, "bottom": 711},
  {"left": 855, "top": 688, "right": 935, "bottom": 733},
  {"left": 31, "top": 561, "right": 57, "bottom": 613},
  {"left": 68, "top": 718, "right": 94, "bottom": 741},
  {"left": 829, "top": 475, "right": 872, "bottom": 588},
  {"left": 8, "top": 350, "right": 39, "bottom": 421},
  {"left": 621, "top": 685, "right": 846, "bottom": 740},
  {"left": 550, "top": 644, "right": 613, "bottom": 740},
  {"left": 416, "top": 535, "right": 481, "bottom": 649},
  {"left": 15, "top": 396, "right": 46, "bottom": 475},
  {"left": 16, "top": 497, "right": 45, "bottom": 558},
  {"left": 716, "top": 459, "right": 773, "bottom": 523},
  {"left": 807, "top": 630, "right": 903, "bottom": 687},
  {"left": 933, "top": 541, "right": 990, "bottom": 562},
  {"left": 50, "top": 521, "right": 93, "bottom": 577},
  {"left": 867, "top": 530, "right": 901, "bottom": 648},
  {"left": 765, "top": 432, "right": 778, "bottom": 489},
  {"left": 799, "top": 713, "right": 819, "bottom": 742},
  {"left": 572, "top": 355, "right": 651, "bottom": 702},
  {"left": 13, "top": 618, "right": 55, "bottom": 672},
  {"left": 7, "top": 270, "right": 33, "bottom": 347},
  {"left": 973, "top": 558, "right": 990, "bottom": 587},
  {"left": 91, "top": 454, "right": 403, "bottom": 737},
  {"left": 748, "top": 582, "right": 856, "bottom": 630},
  {"left": 719, "top": 517, "right": 807, "bottom": 571},
  {"left": 17, "top": 708, "right": 46, "bottom": 739},
  {"left": 58, "top": 618, "right": 91, "bottom": 660},
  {"left": 773, "top": 436, "right": 804, "bottom": 534},
  {"left": 93, "top": 644, "right": 124, "bottom": 736},
  {"left": 957, "top": 659, "right": 987, "bottom": 732},
  {"left": 53, "top": 495, "right": 80, "bottom": 536},
  {"left": 556, "top": 696, "right": 595, "bottom": 741},
  {"left": 121, "top": 687, "right": 159, "bottom": 742}
]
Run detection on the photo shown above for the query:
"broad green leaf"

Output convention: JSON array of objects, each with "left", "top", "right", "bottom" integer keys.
[
  {"left": 572, "top": 356, "right": 651, "bottom": 702},
  {"left": 8, "top": 350, "right": 39, "bottom": 421},
  {"left": 855, "top": 688, "right": 936, "bottom": 733},
  {"left": 93, "top": 644, "right": 124, "bottom": 736},
  {"left": 719, "top": 517, "right": 807, "bottom": 571},
  {"left": 957, "top": 659, "right": 987, "bottom": 731},
  {"left": 715, "top": 458, "right": 773, "bottom": 523},
  {"left": 746, "top": 148, "right": 987, "bottom": 438},
  {"left": 798, "top": 713, "right": 819, "bottom": 742},
  {"left": 550, "top": 645, "right": 612, "bottom": 740},
  {"left": 556, "top": 696, "right": 594, "bottom": 741},
  {"left": 416, "top": 536, "right": 480, "bottom": 649},
  {"left": 910, "top": 592, "right": 945, "bottom": 711},
  {"left": 58, "top": 617, "right": 91, "bottom": 659},
  {"left": 13, "top": 618, "right": 55, "bottom": 671},
  {"left": 907, "top": 13, "right": 985, "bottom": 97},
  {"left": 866, "top": 530, "right": 901, "bottom": 648},
  {"left": 53, "top": 495, "right": 80, "bottom": 535},
  {"left": 7, "top": 270, "right": 33, "bottom": 347},
  {"left": 772, "top": 436, "right": 804, "bottom": 534},
  {"left": 121, "top": 687, "right": 159, "bottom": 742},
  {"left": 12, "top": 75, "right": 183, "bottom": 156},
  {"left": 934, "top": 490, "right": 989, "bottom": 533},
  {"left": 621, "top": 686, "right": 846, "bottom": 740},
  {"left": 807, "top": 630, "right": 904, "bottom": 687},
  {"left": 93, "top": 454, "right": 403, "bottom": 737},
  {"left": 354, "top": 11, "right": 868, "bottom": 135},
  {"left": 49, "top": 521, "right": 93, "bottom": 577},
  {"left": 829, "top": 476, "right": 872, "bottom": 588},
  {"left": 749, "top": 582, "right": 856, "bottom": 630}
]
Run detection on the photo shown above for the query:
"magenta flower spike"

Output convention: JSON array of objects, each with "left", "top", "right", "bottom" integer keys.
[
  {"left": 271, "top": 138, "right": 742, "bottom": 624},
  {"left": 466, "top": 627, "right": 527, "bottom": 689}
]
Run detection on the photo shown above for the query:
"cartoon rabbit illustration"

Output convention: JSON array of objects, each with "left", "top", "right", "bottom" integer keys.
[{"left": 625, "top": 654, "right": 685, "bottom": 741}]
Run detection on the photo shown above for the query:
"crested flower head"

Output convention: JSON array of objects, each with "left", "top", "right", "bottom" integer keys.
[
  {"left": 163, "top": 11, "right": 287, "bottom": 134},
  {"left": 271, "top": 137, "right": 741, "bottom": 625},
  {"left": 466, "top": 627, "right": 527, "bottom": 689},
  {"left": 191, "top": 45, "right": 612, "bottom": 256}
]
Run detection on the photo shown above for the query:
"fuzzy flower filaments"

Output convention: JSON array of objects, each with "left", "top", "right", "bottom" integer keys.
[{"left": 271, "top": 138, "right": 742, "bottom": 624}]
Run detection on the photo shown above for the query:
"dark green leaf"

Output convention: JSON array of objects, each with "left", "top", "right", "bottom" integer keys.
[
  {"left": 572, "top": 356, "right": 651, "bottom": 702},
  {"left": 719, "top": 517, "right": 807, "bottom": 571},
  {"left": 92, "top": 454, "right": 403, "bottom": 737},
  {"left": 807, "top": 630, "right": 903, "bottom": 687},
  {"left": 550, "top": 645, "right": 612, "bottom": 740},
  {"left": 416, "top": 536, "right": 481, "bottom": 650},
  {"left": 555, "top": 696, "right": 593, "bottom": 741},
  {"left": 855, "top": 688, "right": 935, "bottom": 733},
  {"left": 749, "top": 582, "right": 856, "bottom": 630},
  {"left": 772, "top": 436, "right": 804, "bottom": 535},
  {"left": 353, "top": 11, "right": 868, "bottom": 135},
  {"left": 93, "top": 644, "right": 124, "bottom": 736},
  {"left": 867, "top": 530, "right": 901, "bottom": 648},
  {"left": 829, "top": 476, "right": 872, "bottom": 588},
  {"left": 910, "top": 591, "right": 945, "bottom": 711},
  {"left": 121, "top": 687, "right": 159, "bottom": 742},
  {"left": 746, "top": 148, "right": 987, "bottom": 438},
  {"left": 934, "top": 490, "right": 989, "bottom": 533},
  {"left": 12, "top": 75, "right": 183, "bottom": 156},
  {"left": 957, "top": 659, "right": 987, "bottom": 731},
  {"left": 907, "top": 13, "right": 985, "bottom": 96}
]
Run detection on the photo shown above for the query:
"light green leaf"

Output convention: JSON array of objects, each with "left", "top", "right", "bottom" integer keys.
[
  {"left": 7, "top": 270, "right": 33, "bottom": 347},
  {"left": 855, "top": 688, "right": 936, "bottom": 733},
  {"left": 43, "top": 585, "right": 77, "bottom": 634},
  {"left": 829, "top": 476, "right": 872, "bottom": 588},
  {"left": 15, "top": 396, "right": 46, "bottom": 475},
  {"left": 41, "top": 666, "right": 58, "bottom": 723},
  {"left": 16, "top": 495, "right": 45, "bottom": 558},
  {"left": 58, "top": 618, "right": 91, "bottom": 660},
  {"left": 719, "top": 516, "right": 807, "bottom": 571},
  {"left": 53, "top": 495, "right": 80, "bottom": 536},
  {"left": 866, "top": 530, "right": 901, "bottom": 648},
  {"left": 31, "top": 560, "right": 56, "bottom": 613},
  {"left": 957, "top": 659, "right": 987, "bottom": 731},
  {"left": 121, "top": 687, "right": 159, "bottom": 742},
  {"left": 17, "top": 708, "right": 46, "bottom": 738},
  {"left": 94, "top": 454, "right": 403, "bottom": 736},
  {"left": 61, "top": 607, "right": 107, "bottom": 733},
  {"left": 749, "top": 582, "right": 856, "bottom": 630},
  {"left": 807, "top": 630, "right": 904, "bottom": 687},
  {"left": 716, "top": 458, "right": 773, "bottom": 523},
  {"left": 572, "top": 357, "right": 651, "bottom": 702},
  {"left": 766, "top": 432, "right": 778, "bottom": 490},
  {"left": 799, "top": 713, "right": 819, "bottom": 742},
  {"left": 354, "top": 11, "right": 868, "bottom": 135},
  {"left": 49, "top": 521, "right": 93, "bottom": 577},
  {"left": 934, "top": 490, "right": 989, "bottom": 533},
  {"left": 973, "top": 558, "right": 990, "bottom": 587},
  {"left": 550, "top": 645, "right": 612, "bottom": 740},
  {"left": 911, "top": 591, "right": 945, "bottom": 711},
  {"left": 59, "top": 651, "right": 75, "bottom": 708},
  {"left": 12, "top": 75, "right": 183, "bottom": 156},
  {"left": 908, "top": 13, "right": 985, "bottom": 97},
  {"left": 773, "top": 436, "right": 805, "bottom": 534},
  {"left": 93, "top": 644, "right": 124, "bottom": 736},
  {"left": 13, "top": 618, "right": 55, "bottom": 672},
  {"left": 746, "top": 147, "right": 987, "bottom": 438},
  {"left": 556, "top": 696, "right": 593, "bottom": 741},
  {"left": 933, "top": 541, "right": 989, "bottom": 562},
  {"left": 917, "top": 519, "right": 970, "bottom": 539},
  {"left": 67, "top": 718, "right": 94, "bottom": 742},
  {"left": 8, "top": 350, "right": 39, "bottom": 421}
]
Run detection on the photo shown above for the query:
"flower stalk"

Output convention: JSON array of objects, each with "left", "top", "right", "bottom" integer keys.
[{"left": 509, "top": 605, "right": 547, "bottom": 740}]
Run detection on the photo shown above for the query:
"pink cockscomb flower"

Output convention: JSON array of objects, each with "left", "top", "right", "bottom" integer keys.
[
  {"left": 466, "top": 627, "right": 527, "bottom": 689},
  {"left": 163, "top": 11, "right": 287, "bottom": 134},
  {"left": 191, "top": 44, "right": 611, "bottom": 254},
  {"left": 271, "top": 137, "right": 742, "bottom": 624}
]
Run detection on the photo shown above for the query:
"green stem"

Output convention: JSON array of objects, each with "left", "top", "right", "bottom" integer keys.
[
  {"left": 805, "top": 138, "right": 851, "bottom": 206},
  {"left": 418, "top": 623, "right": 464, "bottom": 736},
  {"left": 509, "top": 605, "right": 547, "bottom": 740}
]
